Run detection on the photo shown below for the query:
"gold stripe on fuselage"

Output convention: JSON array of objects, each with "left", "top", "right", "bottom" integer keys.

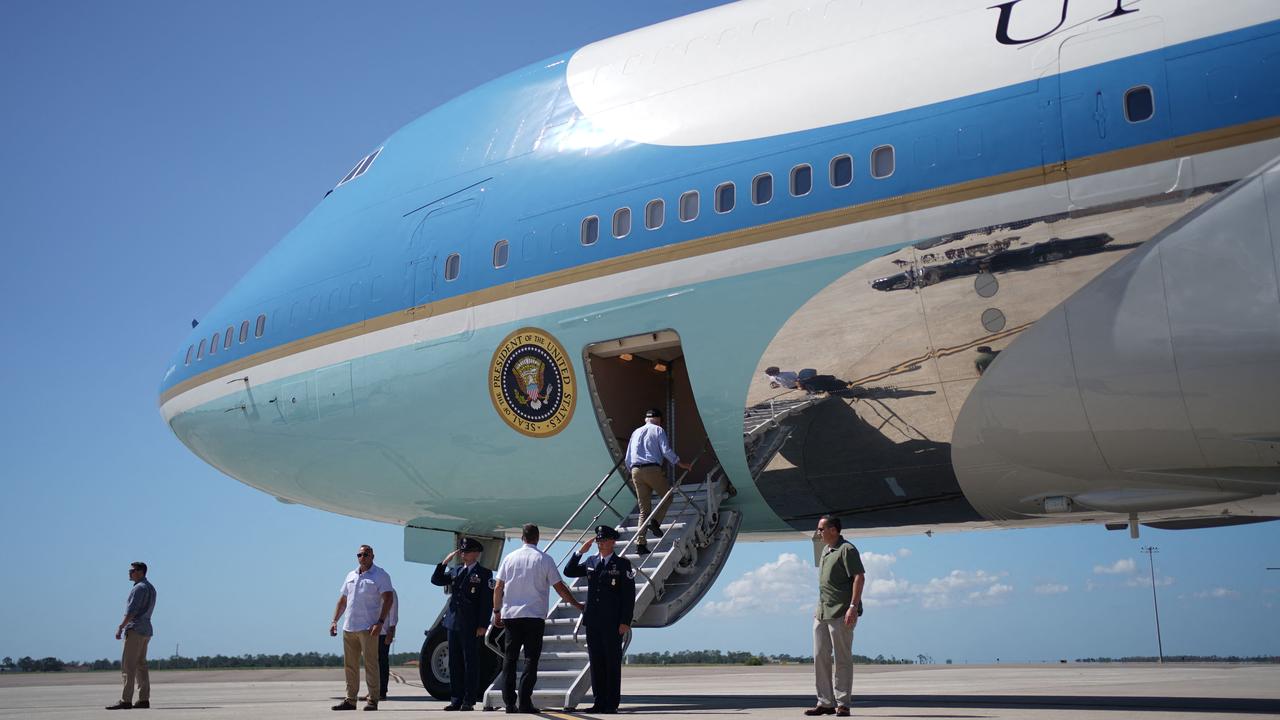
[{"left": 159, "top": 116, "right": 1280, "bottom": 408}]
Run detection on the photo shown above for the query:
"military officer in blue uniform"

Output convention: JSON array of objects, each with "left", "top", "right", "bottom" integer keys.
[
  {"left": 565, "top": 525, "right": 636, "bottom": 714},
  {"left": 430, "top": 537, "right": 494, "bottom": 711}
]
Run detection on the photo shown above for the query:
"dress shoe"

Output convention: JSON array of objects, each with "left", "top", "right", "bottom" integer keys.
[
  {"left": 648, "top": 521, "right": 664, "bottom": 538},
  {"left": 518, "top": 706, "right": 540, "bottom": 714},
  {"left": 133, "top": 701, "right": 150, "bottom": 709},
  {"left": 105, "top": 701, "right": 132, "bottom": 710},
  {"left": 444, "top": 704, "right": 462, "bottom": 711},
  {"left": 835, "top": 706, "right": 850, "bottom": 717},
  {"left": 635, "top": 545, "right": 651, "bottom": 556},
  {"left": 363, "top": 703, "right": 378, "bottom": 711},
  {"left": 803, "top": 706, "right": 835, "bottom": 716},
  {"left": 332, "top": 701, "right": 358, "bottom": 711}
]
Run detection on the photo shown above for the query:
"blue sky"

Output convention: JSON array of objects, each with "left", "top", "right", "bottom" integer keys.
[{"left": 1, "top": 1, "right": 1276, "bottom": 666}]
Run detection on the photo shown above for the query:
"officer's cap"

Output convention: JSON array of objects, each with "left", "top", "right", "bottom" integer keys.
[
  {"left": 595, "top": 525, "right": 621, "bottom": 541},
  {"left": 458, "top": 537, "right": 483, "bottom": 553},
  {"left": 644, "top": 408, "right": 663, "bottom": 419}
]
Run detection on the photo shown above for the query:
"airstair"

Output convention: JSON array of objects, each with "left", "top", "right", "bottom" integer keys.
[{"left": 481, "top": 455, "right": 741, "bottom": 711}]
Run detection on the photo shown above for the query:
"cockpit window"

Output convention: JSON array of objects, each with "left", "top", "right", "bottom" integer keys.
[{"left": 335, "top": 147, "right": 383, "bottom": 189}]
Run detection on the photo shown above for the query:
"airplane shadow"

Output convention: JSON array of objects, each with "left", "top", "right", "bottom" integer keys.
[{"left": 615, "top": 693, "right": 1280, "bottom": 715}]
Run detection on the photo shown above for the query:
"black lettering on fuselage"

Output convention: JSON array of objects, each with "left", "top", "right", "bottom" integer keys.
[{"left": 990, "top": 0, "right": 1138, "bottom": 46}]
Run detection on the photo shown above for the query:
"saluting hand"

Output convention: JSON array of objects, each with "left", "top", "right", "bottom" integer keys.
[
  {"left": 579, "top": 537, "right": 594, "bottom": 554},
  {"left": 443, "top": 550, "right": 460, "bottom": 564}
]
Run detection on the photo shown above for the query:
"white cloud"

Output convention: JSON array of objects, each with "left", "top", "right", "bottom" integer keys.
[
  {"left": 897, "top": 548, "right": 912, "bottom": 558},
  {"left": 1193, "top": 587, "right": 1239, "bottom": 599},
  {"left": 918, "top": 569, "right": 1011, "bottom": 609},
  {"left": 967, "top": 583, "right": 1013, "bottom": 605},
  {"left": 1126, "top": 574, "right": 1175, "bottom": 588},
  {"left": 1034, "top": 583, "right": 1069, "bottom": 595},
  {"left": 1094, "top": 558, "right": 1136, "bottom": 575},
  {"left": 702, "top": 553, "right": 815, "bottom": 616}
]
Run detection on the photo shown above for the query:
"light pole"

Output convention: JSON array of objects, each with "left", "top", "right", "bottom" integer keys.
[{"left": 1140, "top": 547, "right": 1164, "bottom": 663}]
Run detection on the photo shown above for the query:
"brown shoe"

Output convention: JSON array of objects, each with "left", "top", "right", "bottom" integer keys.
[
  {"left": 332, "top": 701, "right": 357, "bottom": 711},
  {"left": 363, "top": 703, "right": 378, "bottom": 711},
  {"left": 804, "top": 707, "right": 835, "bottom": 716},
  {"left": 836, "top": 707, "right": 850, "bottom": 717}
]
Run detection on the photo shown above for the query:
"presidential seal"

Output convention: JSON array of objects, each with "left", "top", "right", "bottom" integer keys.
[{"left": 489, "top": 327, "right": 576, "bottom": 438}]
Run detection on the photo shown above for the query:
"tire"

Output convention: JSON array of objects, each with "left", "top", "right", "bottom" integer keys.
[
  {"left": 419, "top": 624, "right": 505, "bottom": 705},
  {"left": 420, "top": 625, "right": 451, "bottom": 701}
]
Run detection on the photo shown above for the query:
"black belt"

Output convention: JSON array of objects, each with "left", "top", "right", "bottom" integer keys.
[{"left": 633, "top": 463, "right": 661, "bottom": 469}]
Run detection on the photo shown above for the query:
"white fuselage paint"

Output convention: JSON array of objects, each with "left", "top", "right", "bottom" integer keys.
[{"left": 565, "top": 0, "right": 1277, "bottom": 146}]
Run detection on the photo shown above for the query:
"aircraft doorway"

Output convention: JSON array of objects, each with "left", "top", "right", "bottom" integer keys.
[{"left": 583, "top": 330, "right": 719, "bottom": 483}]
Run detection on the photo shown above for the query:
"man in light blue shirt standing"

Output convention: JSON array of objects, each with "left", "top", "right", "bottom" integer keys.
[
  {"left": 106, "top": 562, "right": 156, "bottom": 710},
  {"left": 623, "top": 409, "right": 690, "bottom": 555}
]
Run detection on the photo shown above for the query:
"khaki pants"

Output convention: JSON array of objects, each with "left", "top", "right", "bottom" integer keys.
[
  {"left": 631, "top": 465, "right": 670, "bottom": 546},
  {"left": 342, "top": 630, "right": 380, "bottom": 704},
  {"left": 121, "top": 630, "right": 150, "bottom": 703},
  {"left": 813, "top": 618, "right": 855, "bottom": 707}
]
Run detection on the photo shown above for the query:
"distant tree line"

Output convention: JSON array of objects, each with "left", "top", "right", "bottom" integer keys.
[
  {"left": 0, "top": 652, "right": 421, "bottom": 673},
  {"left": 1075, "top": 655, "right": 1279, "bottom": 664},
  {"left": 624, "top": 650, "right": 915, "bottom": 665}
]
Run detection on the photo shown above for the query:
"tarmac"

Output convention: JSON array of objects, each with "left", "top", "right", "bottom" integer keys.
[{"left": 2, "top": 663, "right": 1278, "bottom": 719}]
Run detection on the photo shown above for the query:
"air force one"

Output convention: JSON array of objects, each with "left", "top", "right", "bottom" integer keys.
[{"left": 162, "top": 0, "right": 1280, "bottom": 703}]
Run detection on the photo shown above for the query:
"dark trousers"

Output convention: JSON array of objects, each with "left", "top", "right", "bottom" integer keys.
[
  {"left": 377, "top": 635, "right": 390, "bottom": 699},
  {"left": 586, "top": 625, "right": 624, "bottom": 711},
  {"left": 501, "top": 618, "right": 545, "bottom": 710},
  {"left": 447, "top": 628, "right": 480, "bottom": 705}
]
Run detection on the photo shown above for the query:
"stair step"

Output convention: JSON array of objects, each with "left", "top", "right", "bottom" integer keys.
[{"left": 619, "top": 521, "right": 687, "bottom": 533}]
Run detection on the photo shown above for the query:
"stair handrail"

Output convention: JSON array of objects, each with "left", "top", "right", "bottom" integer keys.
[{"left": 543, "top": 455, "right": 627, "bottom": 552}]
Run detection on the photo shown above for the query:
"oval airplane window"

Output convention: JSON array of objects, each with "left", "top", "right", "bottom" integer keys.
[
  {"left": 830, "top": 155, "right": 853, "bottom": 188},
  {"left": 255, "top": 314, "right": 266, "bottom": 338},
  {"left": 224, "top": 327, "right": 234, "bottom": 350},
  {"left": 790, "top": 164, "right": 812, "bottom": 196},
  {"left": 715, "top": 182, "right": 735, "bottom": 213},
  {"left": 209, "top": 332, "right": 219, "bottom": 355},
  {"left": 444, "top": 253, "right": 461, "bottom": 281},
  {"left": 239, "top": 320, "right": 250, "bottom": 344},
  {"left": 493, "top": 239, "right": 509, "bottom": 268},
  {"left": 613, "top": 207, "right": 631, "bottom": 238},
  {"left": 871, "top": 145, "right": 895, "bottom": 179},
  {"left": 645, "top": 199, "right": 664, "bottom": 230},
  {"left": 185, "top": 345, "right": 194, "bottom": 366},
  {"left": 1125, "top": 86, "right": 1154, "bottom": 123},
  {"left": 581, "top": 216, "right": 599, "bottom": 246},
  {"left": 679, "top": 190, "right": 699, "bottom": 221},
  {"left": 752, "top": 173, "right": 773, "bottom": 205},
  {"left": 196, "top": 338, "right": 206, "bottom": 360}
]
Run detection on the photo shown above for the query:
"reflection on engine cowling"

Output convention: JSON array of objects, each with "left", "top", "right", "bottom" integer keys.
[
  {"left": 954, "top": 163, "right": 1280, "bottom": 524},
  {"left": 747, "top": 184, "right": 1229, "bottom": 532}
]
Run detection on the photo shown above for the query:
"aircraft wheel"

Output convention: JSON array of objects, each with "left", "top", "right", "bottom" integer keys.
[{"left": 420, "top": 626, "right": 451, "bottom": 701}]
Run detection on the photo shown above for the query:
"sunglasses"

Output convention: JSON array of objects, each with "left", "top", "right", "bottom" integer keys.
[{"left": 356, "top": 552, "right": 371, "bottom": 558}]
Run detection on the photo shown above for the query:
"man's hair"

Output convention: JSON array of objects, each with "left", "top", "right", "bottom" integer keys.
[
  {"left": 521, "top": 524, "right": 540, "bottom": 544},
  {"left": 130, "top": 561, "right": 148, "bottom": 576},
  {"left": 765, "top": 366, "right": 780, "bottom": 375},
  {"left": 819, "top": 515, "right": 842, "bottom": 533},
  {"left": 359, "top": 544, "right": 374, "bottom": 555}
]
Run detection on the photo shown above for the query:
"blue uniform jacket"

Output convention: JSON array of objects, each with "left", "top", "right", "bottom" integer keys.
[
  {"left": 564, "top": 552, "right": 636, "bottom": 629},
  {"left": 430, "top": 563, "right": 494, "bottom": 632}
]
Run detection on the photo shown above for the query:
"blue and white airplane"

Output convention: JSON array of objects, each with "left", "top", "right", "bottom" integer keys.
[{"left": 161, "top": 0, "right": 1280, "bottom": 685}]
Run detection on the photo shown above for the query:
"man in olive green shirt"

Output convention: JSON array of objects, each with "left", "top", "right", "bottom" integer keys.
[{"left": 805, "top": 515, "right": 865, "bottom": 717}]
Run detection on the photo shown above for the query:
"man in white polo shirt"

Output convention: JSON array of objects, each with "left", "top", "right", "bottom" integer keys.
[
  {"left": 330, "top": 544, "right": 395, "bottom": 711},
  {"left": 492, "top": 524, "right": 583, "bottom": 713}
]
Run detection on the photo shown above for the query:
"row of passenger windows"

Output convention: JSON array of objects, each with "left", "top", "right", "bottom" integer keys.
[
  {"left": 389, "top": 86, "right": 1161, "bottom": 286},
  {"left": 184, "top": 314, "right": 267, "bottom": 366},
  {"left": 434, "top": 147, "right": 899, "bottom": 283}
]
